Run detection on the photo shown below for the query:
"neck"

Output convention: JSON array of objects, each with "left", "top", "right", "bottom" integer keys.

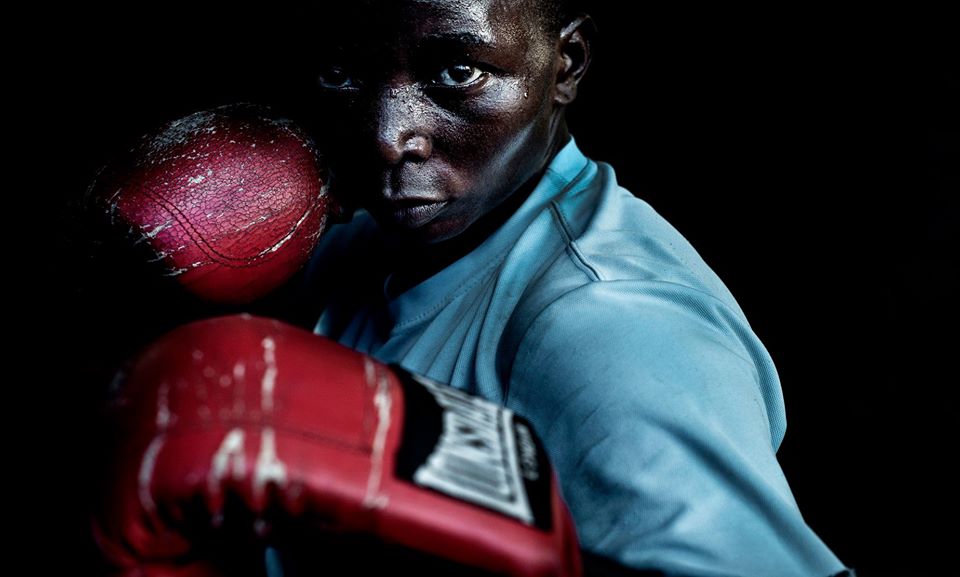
[{"left": 385, "top": 128, "right": 571, "bottom": 298}]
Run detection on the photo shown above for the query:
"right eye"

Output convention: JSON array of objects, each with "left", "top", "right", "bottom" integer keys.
[
  {"left": 434, "top": 64, "right": 485, "bottom": 88},
  {"left": 317, "top": 66, "right": 357, "bottom": 90}
]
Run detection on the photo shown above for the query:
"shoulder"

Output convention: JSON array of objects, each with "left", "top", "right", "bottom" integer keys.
[
  {"left": 543, "top": 157, "right": 747, "bottom": 315},
  {"left": 502, "top": 156, "right": 781, "bottom": 421},
  {"left": 501, "top": 151, "right": 753, "bottom": 355},
  {"left": 496, "top": 150, "right": 789, "bottom": 446}
]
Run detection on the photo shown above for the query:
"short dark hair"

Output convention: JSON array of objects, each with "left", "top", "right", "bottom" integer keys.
[{"left": 537, "top": 0, "right": 585, "bottom": 34}]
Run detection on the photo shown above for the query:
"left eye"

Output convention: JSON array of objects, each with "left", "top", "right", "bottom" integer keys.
[{"left": 435, "top": 64, "right": 484, "bottom": 87}]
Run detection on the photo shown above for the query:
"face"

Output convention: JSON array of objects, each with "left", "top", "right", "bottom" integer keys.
[{"left": 309, "top": 0, "right": 564, "bottom": 244}]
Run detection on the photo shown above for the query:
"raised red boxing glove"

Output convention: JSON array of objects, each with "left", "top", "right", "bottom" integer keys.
[
  {"left": 83, "top": 102, "right": 341, "bottom": 305},
  {"left": 91, "top": 314, "right": 582, "bottom": 577}
]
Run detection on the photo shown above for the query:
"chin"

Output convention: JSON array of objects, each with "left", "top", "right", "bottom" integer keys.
[
  {"left": 405, "top": 224, "right": 459, "bottom": 245},
  {"left": 382, "top": 216, "right": 465, "bottom": 246}
]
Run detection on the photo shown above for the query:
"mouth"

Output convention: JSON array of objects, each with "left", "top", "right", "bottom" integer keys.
[{"left": 382, "top": 197, "right": 450, "bottom": 229}]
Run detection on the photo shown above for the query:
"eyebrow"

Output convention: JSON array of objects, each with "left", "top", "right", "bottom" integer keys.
[{"left": 419, "top": 31, "right": 496, "bottom": 51}]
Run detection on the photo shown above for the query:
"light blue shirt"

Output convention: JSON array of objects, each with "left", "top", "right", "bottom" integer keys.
[{"left": 301, "top": 136, "right": 850, "bottom": 576}]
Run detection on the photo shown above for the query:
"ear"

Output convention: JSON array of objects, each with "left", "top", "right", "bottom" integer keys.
[{"left": 554, "top": 15, "right": 596, "bottom": 105}]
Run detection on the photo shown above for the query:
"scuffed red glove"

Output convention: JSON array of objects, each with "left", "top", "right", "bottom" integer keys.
[
  {"left": 91, "top": 314, "right": 581, "bottom": 577},
  {"left": 83, "top": 102, "right": 342, "bottom": 305}
]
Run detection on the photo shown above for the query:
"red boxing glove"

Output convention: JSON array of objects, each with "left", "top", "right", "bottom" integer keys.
[
  {"left": 91, "top": 314, "right": 582, "bottom": 577},
  {"left": 83, "top": 102, "right": 341, "bottom": 305}
]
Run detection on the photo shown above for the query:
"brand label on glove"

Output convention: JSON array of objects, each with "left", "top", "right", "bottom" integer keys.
[{"left": 393, "top": 366, "right": 552, "bottom": 530}]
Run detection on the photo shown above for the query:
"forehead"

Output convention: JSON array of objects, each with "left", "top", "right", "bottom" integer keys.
[{"left": 321, "top": 0, "right": 542, "bottom": 53}]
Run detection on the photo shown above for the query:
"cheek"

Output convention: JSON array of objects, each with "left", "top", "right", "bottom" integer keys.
[{"left": 439, "top": 77, "right": 545, "bottom": 172}]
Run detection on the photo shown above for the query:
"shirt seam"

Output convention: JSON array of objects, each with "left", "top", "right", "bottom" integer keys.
[{"left": 549, "top": 200, "right": 604, "bottom": 282}]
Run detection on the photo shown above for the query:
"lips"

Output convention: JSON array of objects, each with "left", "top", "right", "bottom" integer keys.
[{"left": 383, "top": 197, "right": 450, "bottom": 229}]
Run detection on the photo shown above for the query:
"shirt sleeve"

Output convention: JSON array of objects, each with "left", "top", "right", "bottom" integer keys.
[{"left": 506, "top": 280, "right": 849, "bottom": 577}]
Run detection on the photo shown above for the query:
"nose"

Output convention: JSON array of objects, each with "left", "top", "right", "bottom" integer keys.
[{"left": 372, "top": 85, "right": 433, "bottom": 165}]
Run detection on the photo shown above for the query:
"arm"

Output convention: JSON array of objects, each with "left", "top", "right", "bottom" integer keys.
[{"left": 506, "top": 280, "right": 849, "bottom": 577}]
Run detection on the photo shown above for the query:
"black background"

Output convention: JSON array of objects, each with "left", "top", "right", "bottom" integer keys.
[{"left": 21, "top": 5, "right": 956, "bottom": 576}]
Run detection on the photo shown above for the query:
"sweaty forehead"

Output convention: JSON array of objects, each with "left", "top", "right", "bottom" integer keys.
[{"left": 322, "top": 0, "right": 542, "bottom": 53}]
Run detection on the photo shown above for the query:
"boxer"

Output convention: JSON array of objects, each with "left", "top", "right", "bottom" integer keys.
[{"left": 292, "top": 1, "right": 853, "bottom": 575}]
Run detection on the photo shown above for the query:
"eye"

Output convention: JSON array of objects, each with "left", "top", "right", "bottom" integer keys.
[
  {"left": 434, "top": 64, "right": 485, "bottom": 87},
  {"left": 317, "top": 66, "right": 357, "bottom": 90}
]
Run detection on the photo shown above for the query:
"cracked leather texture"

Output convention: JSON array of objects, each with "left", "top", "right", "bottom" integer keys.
[{"left": 90, "top": 103, "right": 331, "bottom": 304}]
